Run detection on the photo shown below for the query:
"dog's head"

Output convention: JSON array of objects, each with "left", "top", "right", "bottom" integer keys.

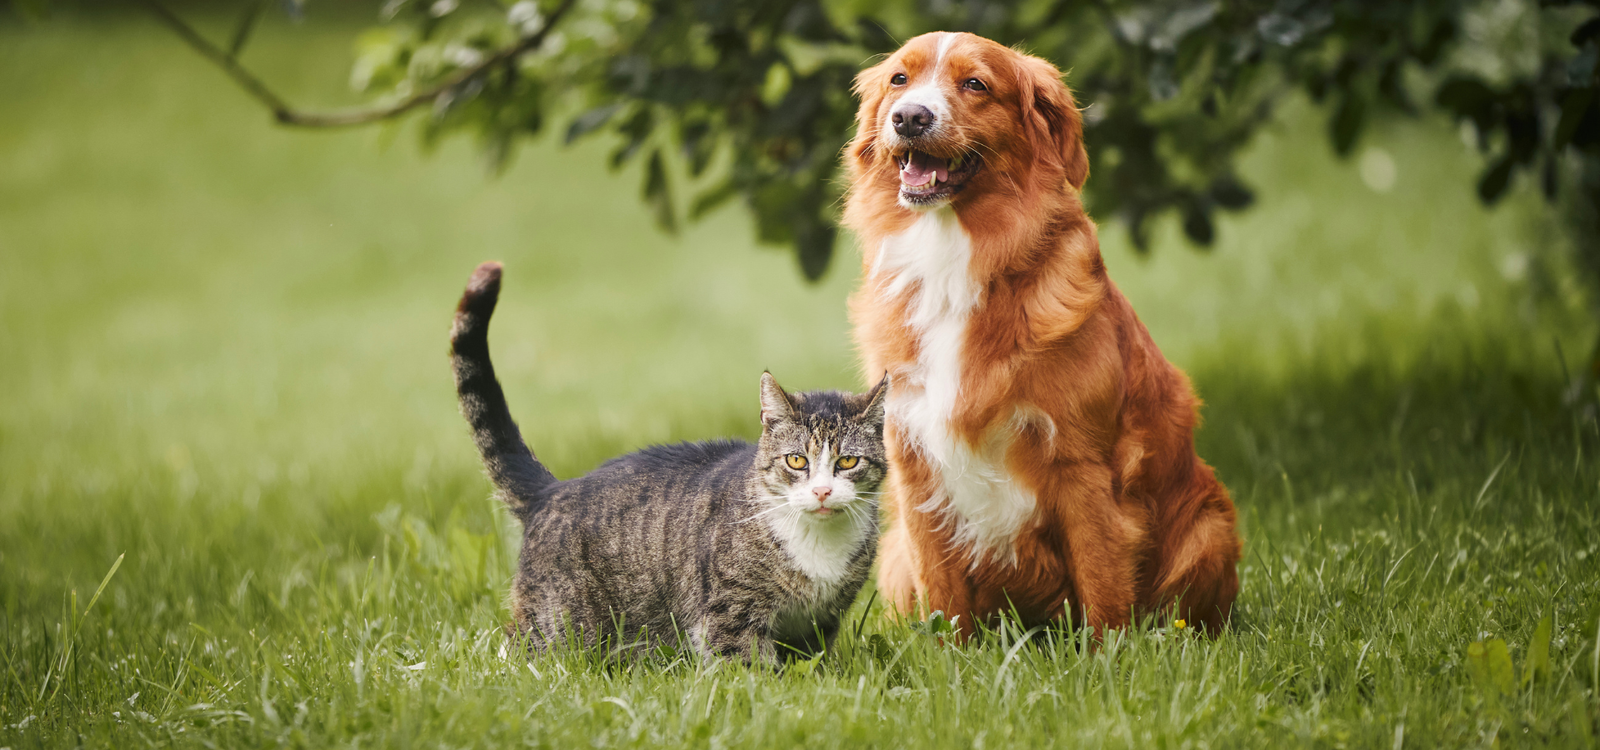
[{"left": 849, "top": 32, "right": 1088, "bottom": 211}]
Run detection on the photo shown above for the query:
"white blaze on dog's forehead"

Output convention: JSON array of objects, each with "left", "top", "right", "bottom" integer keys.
[
  {"left": 933, "top": 31, "right": 958, "bottom": 70},
  {"left": 887, "top": 33, "right": 957, "bottom": 129}
]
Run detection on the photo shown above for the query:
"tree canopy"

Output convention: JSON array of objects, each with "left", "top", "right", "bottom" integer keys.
[
  {"left": 11, "top": 0, "right": 1594, "bottom": 285},
  {"left": 110, "top": 0, "right": 1599, "bottom": 281}
]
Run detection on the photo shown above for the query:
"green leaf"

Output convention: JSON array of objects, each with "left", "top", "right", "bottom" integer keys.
[
  {"left": 566, "top": 104, "right": 623, "bottom": 145},
  {"left": 1434, "top": 77, "right": 1494, "bottom": 116},
  {"left": 609, "top": 108, "right": 654, "bottom": 170},
  {"left": 1554, "top": 88, "right": 1594, "bottom": 150},
  {"left": 1484, "top": 638, "right": 1517, "bottom": 696},
  {"left": 349, "top": 28, "right": 406, "bottom": 93},
  {"left": 1574, "top": 19, "right": 1600, "bottom": 47},
  {"left": 761, "top": 63, "right": 793, "bottom": 107},
  {"left": 642, "top": 150, "right": 677, "bottom": 234},
  {"left": 1181, "top": 201, "right": 1215, "bottom": 246},
  {"left": 795, "top": 219, "right": 834, "bottom": 282},
  {"left": 1465, "top": 640, "right": 1488, "bottom": 688},
  {"left": 1466, "top": 639, "right": 1516, "bottom": 700},
  {"left": 1477, "top": 155, "right": 1515, "bottom": 204},
  {"left": 689, "top": 180, "right": 739, "bottom": 220},
  {"left": 1209, "top": 176, "right": 1255, "bottom": 210},
  {"left": 1329, "top": 92, "right": 1366, "bottom": 157},
  {"left": 680, "top": 121, "right": 716, "bottom": 177},
  {"left": 1525, "top": 610, "right": 1553, "bottom": 687},
  {"left": 914, "top": 610, "right": 955, "bottom": 636}
]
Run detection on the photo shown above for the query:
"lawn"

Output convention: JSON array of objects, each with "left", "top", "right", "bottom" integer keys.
[{"left": 2, "top": 7, "right": 1599, "bottom": 749}]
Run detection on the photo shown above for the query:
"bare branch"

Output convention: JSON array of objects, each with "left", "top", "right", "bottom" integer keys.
[
  {"left": 136, "top": 0, "right": 578, "bottom": 128},
  {"left": 226, "top": 0, "right": 268, "bottom": 60}
]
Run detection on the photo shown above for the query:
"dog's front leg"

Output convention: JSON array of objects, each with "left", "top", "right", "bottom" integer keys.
[
  {"left": 876, "top": 522, "right": 921, "bottom": 615},
  {"left": 892, "top": 521, "right": 977, "bottom": 642},
  {"left": 877, "top": 440, "right": 981, "bottom": 640},
  {"left": 875, "top": 436, "right": 933, "bottom": 618},
  {"left": 877, "top": 424, "right": 936, "bottom": 614},
  {"left": 1051, "top": 461, "right": 1145, "bottom": 634},
  {"left": 879, "top": 523, "right": 978, "bottom": 640}
]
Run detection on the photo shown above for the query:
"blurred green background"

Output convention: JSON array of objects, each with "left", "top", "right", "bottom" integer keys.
[
  {"left": 0, "top": 6, "right": 1573, "bottom": 495},
  {"left": 2, "top": 5, "right": 1598, "bottom": 748}
]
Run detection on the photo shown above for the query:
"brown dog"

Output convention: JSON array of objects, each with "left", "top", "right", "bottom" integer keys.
[{"left": 843, "top": 32, "right": 1241, "bottom": 637}]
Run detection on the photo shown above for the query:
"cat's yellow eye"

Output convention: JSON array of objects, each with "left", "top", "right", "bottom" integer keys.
[
  {"left": 835, "top": 456, "right": 860, "bottom": 470},
  {"left": 785, "top": 454, "right": 809, "bottom": 470}
]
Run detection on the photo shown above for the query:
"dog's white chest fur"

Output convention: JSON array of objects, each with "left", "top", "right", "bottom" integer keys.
[{"left": 874, "top": 209, "right": 1038, "bottom": 566}]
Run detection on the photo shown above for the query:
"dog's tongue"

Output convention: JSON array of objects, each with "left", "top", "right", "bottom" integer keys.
[{"left": 901, "top": 151, "right": 949, "bottom": 186}]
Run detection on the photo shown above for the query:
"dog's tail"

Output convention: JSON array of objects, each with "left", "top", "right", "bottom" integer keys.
[{"left": 450, "top": 262, "right": 557, "bottom": 520}]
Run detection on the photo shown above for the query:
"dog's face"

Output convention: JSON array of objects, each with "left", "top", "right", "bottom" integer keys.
[{"left": 850, "top": 32, "right": 1089, "bottom": 210}]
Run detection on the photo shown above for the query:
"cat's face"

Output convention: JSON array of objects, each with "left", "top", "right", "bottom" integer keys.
[{"left": 754, "top": 373, "right": 888, "bottom": 523}]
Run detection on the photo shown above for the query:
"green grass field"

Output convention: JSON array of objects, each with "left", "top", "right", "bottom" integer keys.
[{"left": 3, "top": 9, "right": 1600, "bottom": 748}]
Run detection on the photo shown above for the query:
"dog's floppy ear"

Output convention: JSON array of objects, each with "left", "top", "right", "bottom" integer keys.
[
  {"left": 1018, "top": 55, "right": 1089, "bottom": 191},
  {"left": 849, "top": 58, "right": 893, "bottom": 170}
]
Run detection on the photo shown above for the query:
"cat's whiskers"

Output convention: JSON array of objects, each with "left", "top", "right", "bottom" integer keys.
[
  {"left": 736, "top": 501, "right": 799, "bottom": 525},
  {"left": 834, "top": 499, "right": 877, "bottom": 532}
]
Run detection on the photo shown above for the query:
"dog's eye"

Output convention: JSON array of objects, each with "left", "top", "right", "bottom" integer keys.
[
  {"left": 963, "top": 78, "right": 987, "bottom": 92},
  {"left": 786, "top": 454, "right": 809, "bottom": 470},
  {"left": 890, "top": 73, "right": 907, "bottom": 86}
]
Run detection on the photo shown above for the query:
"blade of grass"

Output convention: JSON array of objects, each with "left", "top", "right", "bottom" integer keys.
[{"left": 82, "top": 553, "right": 124, "bottom": 618}]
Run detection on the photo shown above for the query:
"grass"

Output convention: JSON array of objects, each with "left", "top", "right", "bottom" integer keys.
[{"left": 2, "top": 8, "right": 1599, "bottom": 748}]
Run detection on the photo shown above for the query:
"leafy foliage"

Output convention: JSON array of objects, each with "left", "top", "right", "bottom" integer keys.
[
  {"left": 17, "top": 0, "right": 1599, "bottom": 278},
  {"left": 307, "top": 0, "right": 1600, "bottom": 279}
]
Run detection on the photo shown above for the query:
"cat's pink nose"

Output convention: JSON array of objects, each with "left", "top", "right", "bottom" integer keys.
[{"left": 812, "top": 487, "right": 832, "bottom": 503}]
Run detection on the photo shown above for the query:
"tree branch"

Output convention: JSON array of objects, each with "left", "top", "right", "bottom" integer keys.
[{"left": 136, "top": 0, "right": 578, "bottom": 128}]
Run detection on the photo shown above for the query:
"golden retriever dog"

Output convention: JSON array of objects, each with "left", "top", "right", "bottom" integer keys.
[{"left": 843, "top": 32, "right": 1241, "bottom": 637}]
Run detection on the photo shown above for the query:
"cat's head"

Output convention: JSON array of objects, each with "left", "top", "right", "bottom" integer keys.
[{"left": 754, "top": 372, "right": 889, "bottom": 523}]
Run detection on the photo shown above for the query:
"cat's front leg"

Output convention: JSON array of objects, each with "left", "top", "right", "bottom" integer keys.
[
  {"left": 690, "top": 617, "right": 778, "bottom": 667},
  {"left": 776, "top": 615, "right": 840, "bottom": 658}
]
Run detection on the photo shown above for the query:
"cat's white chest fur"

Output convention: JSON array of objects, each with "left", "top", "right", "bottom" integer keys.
[
  {"left": 769, "top": 512, "right": 867, "bottom": 588},
  {"left": 874, "top": 209, "right": 1038, "bottom": 567},
  {"left": 766, "top": 512, "right": 870, "bottom": 639}
]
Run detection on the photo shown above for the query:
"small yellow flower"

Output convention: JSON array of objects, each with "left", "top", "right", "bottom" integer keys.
[{"left": 1173, "top": 619, "right": 1187, "bottom": 630}]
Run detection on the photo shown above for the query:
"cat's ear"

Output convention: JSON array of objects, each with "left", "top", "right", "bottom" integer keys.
[
  {"left": 855, "top": 373, "right": 890, "bottom": 429},
  {"left": 759, "top": 372, "right": 796, "bottom": 427}
]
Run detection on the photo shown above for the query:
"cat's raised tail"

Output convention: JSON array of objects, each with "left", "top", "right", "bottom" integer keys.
[{"left": 450, "top": 261, "right": 558, "bottom": 519}]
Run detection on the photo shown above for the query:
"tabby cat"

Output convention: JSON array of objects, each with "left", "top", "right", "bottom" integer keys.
[{"left": 450, "top": 262, "right": 885, "bottom": 664}]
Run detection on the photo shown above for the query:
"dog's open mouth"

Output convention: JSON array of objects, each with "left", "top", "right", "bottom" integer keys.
[{"left": 896, "top": 149, "right": 983, "bottom": 204}]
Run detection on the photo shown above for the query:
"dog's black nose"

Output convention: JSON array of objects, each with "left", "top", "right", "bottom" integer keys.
[{"left": 891, "top": 104, "right": 934, "bottom": 138}]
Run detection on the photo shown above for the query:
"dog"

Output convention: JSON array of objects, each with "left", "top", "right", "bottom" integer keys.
[{"left": 843, "top": 32, "right": 1241, "bottom": 637}]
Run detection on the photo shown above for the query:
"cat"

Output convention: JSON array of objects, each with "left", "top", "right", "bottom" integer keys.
[{"left": 449, "top": 261, "right": 886, "bottom": 664}]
